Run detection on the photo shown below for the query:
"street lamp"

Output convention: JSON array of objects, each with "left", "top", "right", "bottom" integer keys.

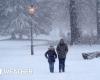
[{"left": 28, "top": 4, "right": 37, "bottom": 55}]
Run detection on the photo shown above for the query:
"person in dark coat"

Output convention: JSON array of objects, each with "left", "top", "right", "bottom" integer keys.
[
  {"left": 45, "top": 46, "right": 57, "bottom": 73},
  {"left": 56, "top": 39, "right": 68, "bottom": 72}
]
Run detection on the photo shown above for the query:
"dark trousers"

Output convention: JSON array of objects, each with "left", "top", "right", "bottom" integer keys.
[
  {"left": 58, "top": 58, "right": 66, "bottom": 72},
  {"left": 49, "top": 62, "right": 54, "bottom": 73}
]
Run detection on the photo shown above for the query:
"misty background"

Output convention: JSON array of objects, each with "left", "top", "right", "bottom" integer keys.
[{"left": 0, "top": 0, "right": 100, "bottom": 44}]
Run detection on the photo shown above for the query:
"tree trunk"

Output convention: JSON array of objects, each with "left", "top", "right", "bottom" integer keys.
[
  {"left": 69, "top": 0, "right": 79, "bottom": 45},
  {"left": 19, "top": 34, "right": 23, "bottom": 40},
  {"left": 96, "top": 0, "right": 100, "bottom": 41},
  {"left": 10, "top": 32, "right": 16, "bottom": 40}
]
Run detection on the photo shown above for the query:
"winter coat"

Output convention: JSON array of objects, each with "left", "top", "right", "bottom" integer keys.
[
  {"left": 56, "top": 43, "right": 68, "bottom": 59},
  {"left": 45, "top": 50, "right": 57, "bottom": 63}
]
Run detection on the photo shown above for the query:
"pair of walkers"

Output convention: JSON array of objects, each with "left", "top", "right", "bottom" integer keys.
[{"left": 45, "top": 39, "right": 68, "bottom": 73}]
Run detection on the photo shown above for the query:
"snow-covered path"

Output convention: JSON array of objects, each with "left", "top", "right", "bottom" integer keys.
[{"left": 0, "top": 41, "right": 100, "bottom": 80}]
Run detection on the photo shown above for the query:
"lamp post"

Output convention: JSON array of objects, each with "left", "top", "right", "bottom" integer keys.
[{"left": 28, "top": 4, "right": 37, "bottom": 55}]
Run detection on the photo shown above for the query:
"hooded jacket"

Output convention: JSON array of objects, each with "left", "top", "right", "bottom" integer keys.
[
  {"left": 45, "top": 49, "right": 57, "bottom": 62},
  {"left": 56, "top": 39, "right": 68, "bottom": 59}
]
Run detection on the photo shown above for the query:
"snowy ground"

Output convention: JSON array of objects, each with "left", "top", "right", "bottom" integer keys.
[{"left": 0, "top": 41, "right": 100, "bottom": 80}]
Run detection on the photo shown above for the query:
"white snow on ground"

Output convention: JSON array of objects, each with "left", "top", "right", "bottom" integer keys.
[{"left": 0, "top": 41, "right": 100, "bottom": 80}]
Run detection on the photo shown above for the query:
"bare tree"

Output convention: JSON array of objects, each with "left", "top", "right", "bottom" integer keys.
[
  {"left": 96, "top": 0, "right": 100, "bottom": 41},
  {"left": 69, "top": 0, "right": 80, "bottom": 45}
]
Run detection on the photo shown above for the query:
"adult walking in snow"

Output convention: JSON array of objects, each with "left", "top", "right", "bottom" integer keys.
[
  {"left": 56, "top": 39, "right": 68, "bottom": 72},
  {"left": 45, "top": 46, "right": 57, "bottom": 73}
]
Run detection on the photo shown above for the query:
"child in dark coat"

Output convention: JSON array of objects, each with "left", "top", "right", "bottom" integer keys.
[{"left": 45, "top": 46, "right": 57, "bottom": 73}]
